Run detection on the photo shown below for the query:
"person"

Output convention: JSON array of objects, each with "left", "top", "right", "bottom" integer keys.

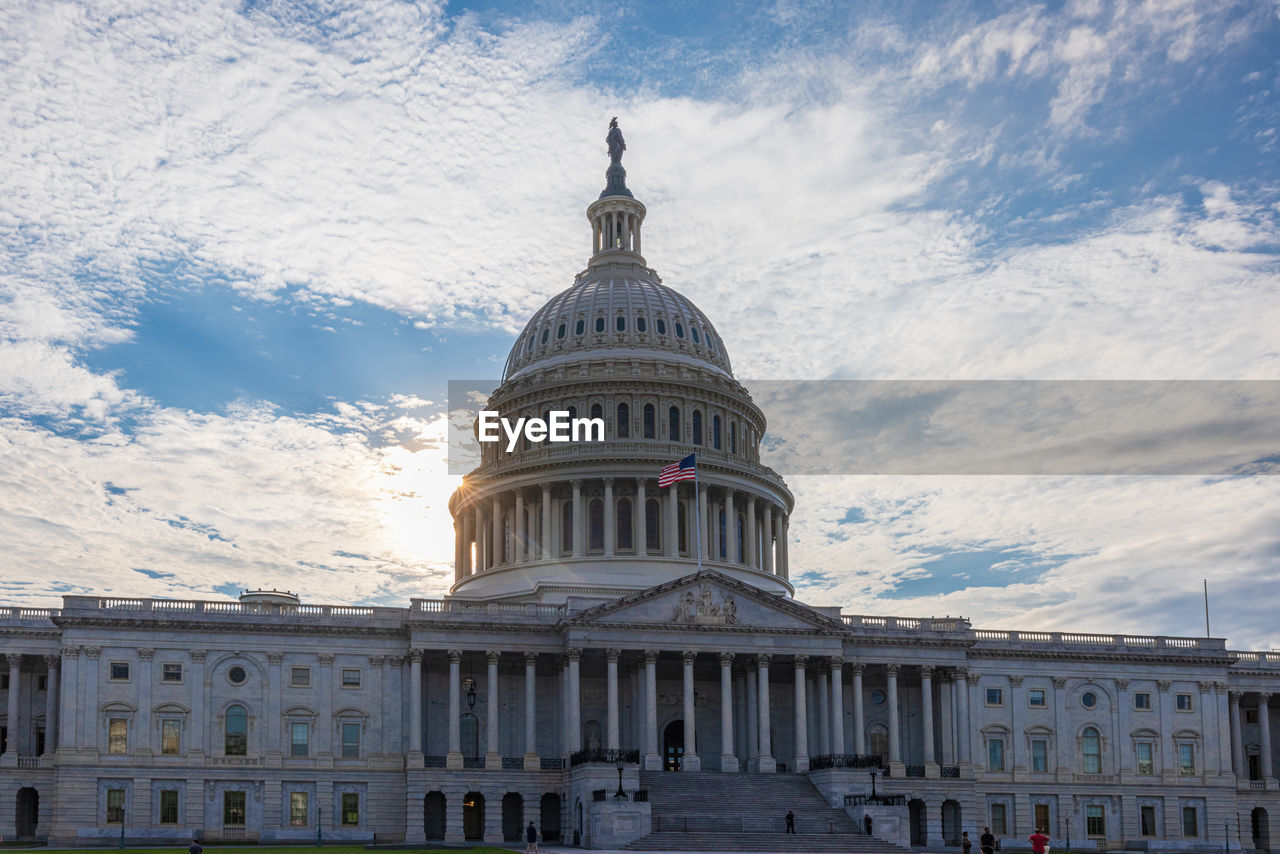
[
  {"left": 525, "top": 821, "right": 539, "bottom": 854},
  {"left": 979, "top": 826, "right": 996, "bottom": 854},
  {"left": 785, "top": 810, "right": 796, "bottom": 833},
  {"left": 864, "top": 814, "right": 873, "bottom": 835},
  {"left": 961, "top": 830, "right": 972, "bottom": 853},
  {"left": 189, "top": 839, "right": 203, "bottom": 854},
  {"left": 1029, "top": 829, "right": 1050, "bottom": 854}
]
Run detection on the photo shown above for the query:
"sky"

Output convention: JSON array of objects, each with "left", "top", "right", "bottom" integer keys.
[{"left": 2, "top": 0, "right": 1279, "bottom": 647}]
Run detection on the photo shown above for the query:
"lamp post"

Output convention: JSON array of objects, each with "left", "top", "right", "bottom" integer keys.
[
  {"left": 119, "top": 805, "right": 126, "bottom": 850},
  {"left": 1224, "top": 819, "right": 1229, "bottom": 854},
  {"left": 614, "top": 762, "right": 628, "bottom": 799},
  {"left": 1064, "top": 817, "right": 1070, "bottom": 854},
  {"left": 317, "top": 802, "right": 323, "bottom": 847}
]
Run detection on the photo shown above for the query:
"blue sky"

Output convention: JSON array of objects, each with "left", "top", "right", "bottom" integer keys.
[{"left": 2, "top": 0, "right": 1279, "bottom": 647}]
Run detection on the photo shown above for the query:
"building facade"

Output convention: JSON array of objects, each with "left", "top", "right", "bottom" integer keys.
[{"left": 2, "top": 126, "right": 1278, "bottom": 851}]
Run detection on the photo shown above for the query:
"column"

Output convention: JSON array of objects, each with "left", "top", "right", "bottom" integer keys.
[
  {"left": 82, "top": 647, "right": 100, "bottom": 753},
  {"left": 1214, "top": 683, "right": 1232, "bottom": 779},
  {"left": 781, "top": 515, "right": 790, "bottom": 579},
  {"left": 733, "top": 671, "right": 747, "bottom": 762},
  {"left": 1053, "top": 676, "right": 1070, "bottom": 781},
  {"left": 698, "top": 483, "right": 709, "bottom": 562},
  {"left": 793, "top": 655, "right": 809, "bottom": 771},
  {"left": 603, "top": 478, "right": 615, "bottom": 556},
  {"left": 815, "top": 660, "right": 830, "bottom": 757},
  {"left": 762, "top": 505, "right": 774, "bottom": 574},
  {"left": 635, "top": 478, "right": 647, "bottom": 557},
  {"left": 886, "top": 664, "right": 902, "bottom": 767},
  {"left": 921, "top": 665, "right": 936, "bottom": 770},
  {"left": 757, "top": 654, "right": 775, "bottom": 772},
  {"left": 1261, "top": 693, "right": 1274, "bottom": 781},
  {"left": 681, "top": 651, "right": 700, "bottom": 771},
  {"left": 606, "top": 649, "right": 620, "bottom": 751},
  {"left": 774, "top": 513, "right": 786, "bottom": 580},
  {"left": 955, "top": 668, "right": 971, "bottom": 765},
  {"left": 485, "top": 651, "right": 501, "bottom": 768},
  {"left": 514, "top": 491, "right": 526, "bottom": 562},
  {"left": 745, "top": 496, "right": 757, "bottom": 568},
  {"left": 58, "top": 647, "right": 78, "bottom": 753},
  {"left": 522, "top": 653, "right": 538, "bottom": 769},
  {"left": 1157, "top": 680, "right": 1175, "bottom": 782},
  {"left": 746, "top": 667, "right": 759, "bottom": 765},
  {"left": 446, "top": 649, "right": 462, "bottom": 768},
  {"left": 1115, "top": 679, "right": 1133, "bottom": 780},
  {"left": 189, "top": 649, "right": 205, "bottom": 758},
  {"left": 1230, "top": 691, "right": 1245, "bottom": 775},
  {"left": 571, "top": 480, "right": 584, "bottom": 557},
  {"left": 724, "top": 489, "right": 736, "bottom": 563},
  {"left": 473, "top": 505, "right": 484, "bottom": 570},
  {"left": 2, "top": 654, "right": 19, "bottom": 765},
  {"left": 454, "top": 521, "right": 465, "bottom": 583},
  {"left": 666, "top": 481, "right": 679, "bottom": 557},
  {"left": 43, "top": 654, "right": 59, "bottom": 755},
  {"left": 849, "top": 661, "right": 863, "bottom": 755},
  {"left": 266, "top": 651, "right": 283, "bottom": 757},
  {"left": 317, "top": 654, "right": 334, "bottom": 758},
  {"left": 720, "top": 653, "right": 738, "bottom": 771},
  {"left": 1009, "top": 674, "right": 1022, "bottom": 775},
  {"left": 367, "top": 656, "right": 384, "bottom": 756},
  {"left": 567, "top": 648, "right": 582, "bottom": 752},
  {"left": 939, "top": 673, "right": 955, "bottom": 764},
  {"left": 644, "top": 650, "right": 660, "bottom": 770},
  {"left": 541, "top": 484, "right": 553, "bottom": 560},
  {"left": 491, "top": 496, "right": 503, "bottom": 567}
]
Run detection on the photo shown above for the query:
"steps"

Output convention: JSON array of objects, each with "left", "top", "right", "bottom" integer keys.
[{"left": 624, "top": 771, "right": 909, "bottom": 852}]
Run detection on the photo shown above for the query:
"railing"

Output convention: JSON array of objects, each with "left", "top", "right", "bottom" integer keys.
[
  {"left": 1234, "top": 651, "right": 1280, "bottom": 666},
  {"left": 842, "top": 615, "right": 969, "bottom": 632},
  {"left": 940, "top": 766, "right": 960, "bottom": 778},
  {"left": 502, "top": 757, "right": 525, "bottom": 769},
  {"left": 972, "top": 629, "right": 1225, "bottom": 650},
  {"left": 410, "top": 598, "right": 567, "bottom": 618},
  {"left": 810, "top": 753, "right": 882, "bottom": 770},
  {"left": 221, "top": 827, "right": 245, "bottom": 838},
  {"left": 633, "top": 789, "right": 648, "bottom": 802},
  {"left": 569, "top": 748, "right": 640, "bottom": 767},
  {"left": 845, "top": 794, "right": 907, "bottom": 807},
  {"left": 65, "top": 596, "right": 400, "bottom": 620},
  {"left": 462, "top": 756, "right": 485, "bottom": 769},
  {"left": 423, "top": 755, "right": 447, "bottom": 768},
  {"left": 592, "top": 790, "right": 607, "bottom": 802},
  {"left": 541, "top": 757, "right": 564, "bottom": 770},
  {"left": 0, "top": 607, "right": 59, "bottom": 621},
  {"left": 904, "top": 765, "right": 926, "bottom": 777},
  {"left": 16, "top": 756, "right": 41, "bottom": 769},
  {"left": 653, "top": 816, "right": 807, "bottom": 833},
  {"left": 1242, "top": 780, "right": 1267, "bottom": 790}
]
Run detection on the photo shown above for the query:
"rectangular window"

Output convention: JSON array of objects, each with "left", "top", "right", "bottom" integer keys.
[
  {"left": 36, "top": 727, "right": 45, "bottom": 755},
  {"left": 1031, "top": 739, "right": 1048, "bottom": 772},
  {"left": 223, "top": 791, "right": 246, "bottom": 827},
  {"left": 1086, "top": 805, "right": 1105, "bottom": 837},
  {"left": 990, "top": 803, "right": 1007, "bottom": 836},
  {"left": 341, "top": 793, "right": 359, "bottom": 827},
  {"left": 1135, "top": 692, "right": 1151, "bottom": 710},
  {"left": 1246, "top": 708, "right": 1259, "bottom": 724},
  {"left": 0, "top": 674, "right": 7, "bottom": 689},
  {"left": 1179, "top": 743, "right": 1196, "bottom": 776},
  {"left": 108, "top": 718, "right": 128, "bottom": 754},
  {"left": 291, "top": 722, "right": 310, "bottom": 757},
  {"left": 1176, "top": 693, "right": 1193, "bottom": 711},
  {"left": 37, "top": 675, "right": 48, "bottom": 691},
  {"left": 291, "top": 667, "right": 310, "bottom": 687},
  {"left": 289, "top": 791, "right": 308, "bottom": 826},
  {"left": 988, "top": 738, "right": 1005, "bottom": 772},
  {"left": 110, "top": 661, "right": 130, "bottom": 681},
  {"left": 1028, "top": 688, "right": 1046, "bottom": 707},
  {"left": 161, "top": 719, "right": 181, "bottom": 755},
  {"left": 1141, "top": 805, "right": 1157, "bottom": 836},
  {"left": 1137, "top": 742, "right": 1154, "bottom": 776},
  {"left": 162, "top": 663, "right": 183, "bottom": 683},
  {"left": 1182, "top": 806, "right": 1198, "bottom": 837},
  {"left": 1034, "top": 804, "right": 1050, "bottom": 833},
  {"left": 341, "top": 669, "right": 361, "bottom": 687},
  {"left": 0, "top": 724, "right": 7, "bottom": 754},
  {"left": 986, "top": 687, "right": 1004, "bottom": 706},
  {"left": 106, "top": 789, "right": 126, "bottom": 823},
  {"left": 159, "top": 790, "right": 180, "bottom": 825},
  {"left": 341, "top": 722, "right": 360, "bottom": 759}
]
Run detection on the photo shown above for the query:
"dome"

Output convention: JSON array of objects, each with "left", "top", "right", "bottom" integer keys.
[{"left": 502, "top": 268, "right": 734, "bottom": 382}]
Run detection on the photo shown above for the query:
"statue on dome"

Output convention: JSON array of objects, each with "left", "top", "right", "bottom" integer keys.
[{"left": 607, "top": 117, "right": 626, "bottom": 164}]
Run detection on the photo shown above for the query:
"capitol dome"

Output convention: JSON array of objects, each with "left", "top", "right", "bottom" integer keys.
[{"left": 448, "top": 121, "right": 793, "bottom": 603}]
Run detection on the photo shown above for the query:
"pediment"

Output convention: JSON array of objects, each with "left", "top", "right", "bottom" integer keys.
[{"left": 567, "top": 570, "right": 844, "bottom": 634}]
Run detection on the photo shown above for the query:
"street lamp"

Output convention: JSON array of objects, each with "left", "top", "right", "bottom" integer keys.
[
  {"left": 119, "top": 806, "right": 126, "bottom": 850},
  {"left": 614, "top": 762, "right": 628, "bottom": 799},
  {"left": 317, "top": 802, "right": 323, "bottom": 847},
  {"left": 1064, "top": 817, "right": 1070, "bottom": 854}
]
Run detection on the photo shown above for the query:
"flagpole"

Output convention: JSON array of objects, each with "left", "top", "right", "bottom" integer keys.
[{"left": 694, "top": 455, "right": 703, "bottom": 573}]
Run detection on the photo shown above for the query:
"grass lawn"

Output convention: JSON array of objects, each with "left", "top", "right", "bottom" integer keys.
[{"left": 22, "top": 848, "right": 518, "bottom": 854}]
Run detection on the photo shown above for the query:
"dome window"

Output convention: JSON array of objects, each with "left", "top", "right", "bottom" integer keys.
[
  {"left": 591, "top": 403, "right": 603, "bottom": 420},
  {"left": 616, "top": 316, "right": 626, "bottom": 332},
  {"left": 557, "top": 323, "right": 566, "bottom": 339},
  {"left": 617, "top": 402, "right": 630, "bottom": 438},
  {"left": 713, "top": 415, "right": 721, "bottom": 450},
  {"left": 541, "top": 328, "right": 549, "bottom": 345},
  {"left": 675, "top": 323, "right": 685, "bottom": 339},
  {"left": 691, "top": 328, "right": 701, "bottom": 344},
  {"left": 526, "top": 334, "right": 535, "bottom": 353},
  {"left": 643, "top": 404, "right": 656, "bottom": 439},
  {"left": 656, "top": 318, "right": 667, "bottom": 335},
  {"left": 595, "top": 317, "right": 606, "bottom": 333},
  {"left": 668, "top": 406, "right": 680, "bottom": 441},
  {"left": 575, "top": 319, "right": 585, "bottom": 335},
  {"left": 636, "top": 316, "right": 647, "bottom": 332}
]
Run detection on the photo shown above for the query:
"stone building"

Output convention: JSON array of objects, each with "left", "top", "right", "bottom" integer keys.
[{"left": 2, "top": 126, "right": 1278, "bottom": 851}]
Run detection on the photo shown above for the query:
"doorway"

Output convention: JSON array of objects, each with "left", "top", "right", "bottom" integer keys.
[
  {"left": 1254, "top": 807, "right": 1270, "bottom": 852},
  {"left": 16, "top": 788, "right": 39, "bottom": 839},
  {"left": 463, "top": 791, "right": 485, "bottom": 840},
  {"left": 540, "top": 793, "right": 561, "bottom": 842},
  {"left": 502, "top": 793, "right": 523, "bottom": 842},
  {"left": 423, "top": 792, "right": 445, "bottom": 840},
  {"left": 663, "top": 720, "right": 684, "bottom": 771},
  {"left": 908, "top": 799, "right": 927, "bottom": 847},
  {"left": 941, "top": 800, "right": 961, "bottom": 846}
]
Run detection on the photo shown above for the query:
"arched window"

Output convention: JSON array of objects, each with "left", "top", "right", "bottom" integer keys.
[
  {"left": 617, "top": 498, "right": 633, "bottom": 551},
  {"left": 646, "top": 499, "right": 661, "bottom": 552},
  {"left": 617, "top": 403, "right": 630, "bottom": 438},
  {"left": 589, "top": 499, "right": 604, "bottom": 552},
  {"left": 460, "top": 713, "right": 479, "bottom": 759},
  {"left": 557, "top": 323, "right": 566, "bottom": 339},
  {"left": 692, "top": 410, "right": 702, "bottom": 445},
  {"left": 540, "top": 328, "right": 549, "bottom": 344},
  {"left": 595, "top": 317, "right": 605, "bottom": 333},
  {"left": 225, "top": 704, "right": 248, "bottom": 756},
  {"left": 561, "top": 502, "right": 573, "bottom": 554},
  {"left": 669, "top": 406, "right": 680, "bottom": 441},
  {"left": 656, "top": 318, "right": 667, "bottom": 335},
  {"left": 675, "top": 323, "right": 685, "bottom": 339},
  {"left": 591, "top": 403, "right": 603, "bottom": 421},
  {"left": 575, "top": 319, "right": 585, "bottom": 335},
  {"left": 643, "top": 404, "right": 656, "bottom": 439},
  {"left": 730, "top": 422, "right": 737, "bottom": 454},
  {"left": 867, "top": 724, "right": 889, "bottom": 763},
  {"left": 636, "top": 316, "right": 647, "bottom": 333},
  {"left": 713, "top": 415, "right": 721, "bottom": 450},
  {"left": 616, "top": 315, "right": 626, "bottom": 332},
  {"left": 1082, "top": 727, "right": 1101, "bottom": 774},
  {"left": 567, "top": 405, "right": 577, "bottom": 421},
  {"left": 692, "top": 327, "right": 700, "bottom": 344}
]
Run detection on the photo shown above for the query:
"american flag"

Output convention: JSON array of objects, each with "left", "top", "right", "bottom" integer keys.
[{"left": 658, "top": 453, "right": 697, "bottom": 487}]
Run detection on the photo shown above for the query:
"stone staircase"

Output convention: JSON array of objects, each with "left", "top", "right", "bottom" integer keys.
[{"left": 624, "top": 771, "right": 909, "bottom": 851}]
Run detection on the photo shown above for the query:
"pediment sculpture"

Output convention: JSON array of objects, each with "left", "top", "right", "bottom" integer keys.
[{"left": 673, "top": 581, "right": 739, "bottom": 626}]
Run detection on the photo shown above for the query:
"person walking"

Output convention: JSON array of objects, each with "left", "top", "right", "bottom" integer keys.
[
  {"left": 189, "top": 839, "right": 203, "bottom": 854},
  {"left": 785, "top": 810, "right": 796, "bottom": 833},
  {"left": 979, "top": 826, "right": 997, "bottom": 854},
  {"left": 1028, "top": 829, "right": 1050, "bottom": 853},
  {"left": 961, "top": 830, "right": 972, "bottom": 853},
  {"left": 525, "top": 821, "right": 539, "bottom": 854}
]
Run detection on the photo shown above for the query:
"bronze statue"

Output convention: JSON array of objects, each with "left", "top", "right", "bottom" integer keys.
[{"left": 607, "top": 117, "right": 626, "bottom": 164}]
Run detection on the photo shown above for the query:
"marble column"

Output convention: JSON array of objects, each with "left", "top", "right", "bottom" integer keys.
[
  {"left": 567, "top": 648, "right": 582, "bottom": 753},
  {"left": 541, "top": 484, "right": 553, "bottom": 560},
  {"left": 762, "top": 505, "right": 774, "bottom": 574},
  {"left": 317, "top": 654, "right": 334, "bottom": 758},
  {"left": 955, "top": 668, "right": 971, "bottom": 765},
  {"left": 485, "top": 651, "right": 501, "bottom": 768},
  {"left": 635, "top": 479, "right": 647, "bottom": 557},
  {"left": 1230, "top": 691, "right": 1245, "bottom": 775},
  {"left": 58, "top": 647, "right": 78, "bottom": 753},
  {"left": 603, "top": 478, "right": 615, "bottom": 556},
  {"left": 682, "top": 651, "right": 700, "bottom": 771},
  {"left": 921, "top": 665, "right": 936, "bottom": 768},
  {"left": 446, "top": 650, "right": 462, "bottom": 768},
  {"left": 775, "top": 514, "right": 787, "bottom": 580},
  {"left": 572, "top": 480, "right": 584, "bottom": 557},
  {"left": 644, "top": 651, "right": 660, "bottom": 770},
  {"left": 745, "top": 496, "right": 757, "bottom": 568},
  {"left": 835, "top": 658, "right": 849, "bottom": 755},
  {"left": 454, "top": 521, "right": 465, "bottom": 583},
  {"left": 408, "top": 651, "right": 423, "bottom": 755},
  {"left": 698, "top": 483, "right": 709, "bottom": 563},
  {"left": 793, "top": 655, "right": 809, "bottom": 772},
  {"left": 606, "top": 649, "right": 620, "bottom": 751},
  {"left": 1261, "top": 694, "right": 1274, "bottom": 780},
  {"left": 2, "top": 654, "right": 19, "bottom": 765},
  {"left": 815, "top": 660, "right": 830, "bottom": 757},
  {"left": 189, "top": 649, "right": 205, "bottom": 757},
  {"left": 491, "top": 497, "right": 503, "bottom": 567},
  {"left": 514, "top": 491, "right": 526, "bottom": 562},
  {"left": 746, "top": 668, "right": 759, "bottom": 764},
  {"left": 473, "top": 505, "right": 485, "bottom": 571},
  {"left": 720, "top": 653, "right": 737, "bottom": 771},
  {"left": 523, "top": 653, "right": 539, "bottom": 769},
  {"left": 757, "top": 654, "right": 775, "bottom": 772},
  {"left": 43, "top": 654, "right": 59, "bottom": 754},
  {"left": 886, "top": 664, "right": 902, "bottom": 767},
  {"left": 82, "top": 647, "right": 100, "bottom": 753},
  {"left": 266, "top": 651, "right": 283, "bottom": 757}
]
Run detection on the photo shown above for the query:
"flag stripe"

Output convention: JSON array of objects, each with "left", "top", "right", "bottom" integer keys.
[{"left": 658, "top": 453, "right": 697, "bottom": 487}]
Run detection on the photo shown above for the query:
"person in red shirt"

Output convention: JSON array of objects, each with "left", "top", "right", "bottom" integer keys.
[{"left": 1028, "top": 830, "right": 1051, "bottom": 853}]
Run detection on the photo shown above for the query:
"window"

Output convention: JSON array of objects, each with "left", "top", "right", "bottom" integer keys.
[
  {"left": 290, "top": 791, "right": 308, "bottom": 826},
  {"left": 35, "top": 727, "right": 44, "bottom": 755},
  {"left": 988, "top": 738, "right": 1005, "bottom": 771},
  {"left": 1082, "top": 727, "right": 1101, "bottom": 774},
  {"left": 556, "top": 322, "right": 566, "bottom": 339},
  {"left": 645, "top": 498, "right": 661, "bottom": 552},
  {"left": 1179, "top": 743, "right": 1195, "bottom": 776},
  {"left": 692, "top": 410, "right": 702, "bottom": 444},
  {"left": 643, "top": 404, "right": 655, "bottom": 439},
  {"left": 342, "top": 722, "right": 360, "bottom": 758},
  {"left": 867, "top": 724, "right": 888, "bottom": 761},
  {"left": 575, "top": 318, "right": 584, "bottom": 335},
  {"left": 1140, "top": 805, "right": 1157, "bottom": 836},
  {"left": 223, "top": 791, "right": 246, "bottom": 827},
  {"left": 669, "top": 406, "right": 680, "bottom": 441},
  {"left": 342, "top": 792, "right": 360, "bottom": 827},
  {"left": 591, "top": 402, "right": 603, "bottom": 421},
  {"left": 617, "top": 402, "right": 630, "bottom": 438},
  {"left": 162, "top": 663, "right": 182, "bottom": 682},
  {"left": 460, "top": 713, "right": 479, "bottom": 759},
  {"left": 159, "top": 790, "right": 179, "bottom": 824},
  {"left": 675, "top": 322, "right": 685, "bottom": 339},
  {"left": 990, "top": 803, "right": 1007, "bottom": 835},
  {"left": 1137, "top": 742, "right": 1154, "bottom": 775},
  {"left": 588, "top": 498, "right": 604, "bottom": 552},
  {"left": 161, "top": 719, "right": 181, "bottom": 755},
  {"left": 540, "top": 328, "right": 549, "bottom": 344},
  {"left": 1182, "top": 806, "right": 1198, "bottom": 837},
  {"left": 0, "top": 725, "right": 6, "bottom": 754},
  {"left": 870, "top": 688, "right": 886, "bottom": 705},
  {"left": 37, "top": 675, "right": 47, "bottom": 691},
  {"left": 341, "top": 669, "right": 361, "bottom": 687},
  {"left": 291, "top": 721, "right": 309, "bottom": 758},
  {"left": 691, "top": 327, "right": 700, "bottom": 343},
  {"left": 1246, "top": 708, "right": 1259, "bottom": 724},
  {"left": 108, "top": 718, "right": 128, "bottom": 754},
  {"left": 225, "top": 704, "right": 248, "bottom": 756},
  {"left": 616, "top": 315, "right": 626, "bottom": 332},
  {"left": 227, "top": 665, "right": 246, "bottom": 686},
  {"left": 0, "top": 673, "right": 7, "bottom": 689},
  {"left": 656, "top": 318, "right": 666, "bottom": 335},
  {"left": 110, "top": 662, "right": 130, "bottom": 681},
  {"left": 291, "top": 667, "right": 310, "bottom": 687},
  {"left": 1029, "top": 689, "right": 1046, "bottom": 707},
  {"left": 1086, "top": 804, "right": 1105, "bottom": 837},
  {"left": 712, "top": 414, "right": 721, "bottom": 449},
  {"left": 1176, "top": 693, "right": 1193, "bottom": 712},
  {"left": 1034, "top": 804, "right": 1050, "bottom": 834},
  {"left": 1081, "top": 691, "right": 1098, "bottom": 709},
  {"left": 1135, "top": 692, "right": 1151, "bottom": 710},
  {"left": 106, "top": 789, "right": 126, "bottom": 823},
  {"left": 617, "top": 498, "right": 633, "bottom": 551},
  {"left": 986, "top": 687, "right": 1004, "bottom": 706},
  {"left": 1031, "top": 739, "right": 1048, "bottom": 772},
  {"left": 636, "top": 316, "right": 647, "bottom": 333}
]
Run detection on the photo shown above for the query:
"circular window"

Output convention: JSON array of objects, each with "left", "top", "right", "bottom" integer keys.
[
  {"left": 871, "top": 688, "right": 886, "bottom": 705},
  {"left": 227, "top": 665, "right": 247, "bottom": 686},
  {"left": 1081, "top": 691, "right": 1098, "bottom": 709}
]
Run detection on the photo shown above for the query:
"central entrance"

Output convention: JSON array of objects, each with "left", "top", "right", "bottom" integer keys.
[{"left": 663, "top": 720, "right": 684, "bottom": 771}]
